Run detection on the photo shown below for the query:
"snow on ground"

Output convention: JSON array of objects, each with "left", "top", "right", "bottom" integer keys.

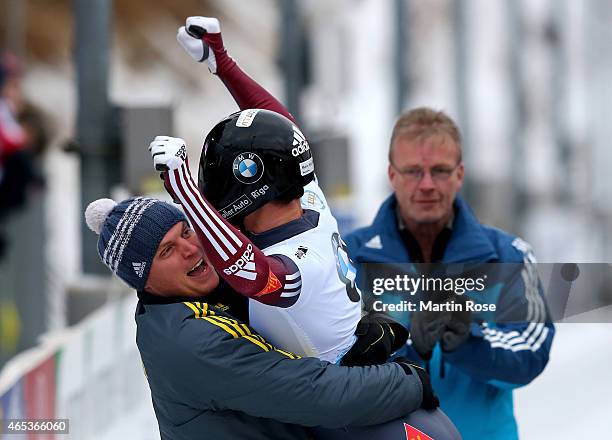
[{"left": 515, "top": 322, "right": 612, "bottom": 438}]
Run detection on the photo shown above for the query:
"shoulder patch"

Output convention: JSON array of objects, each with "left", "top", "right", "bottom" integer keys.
[
  {"left": 301, "top": 189, "right": 326, "bottom": 210},
  {"left": 253, "top": 270, "right": 282, "bottom": 297}
]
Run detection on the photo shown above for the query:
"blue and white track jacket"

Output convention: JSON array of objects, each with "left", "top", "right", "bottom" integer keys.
[{"left": 345, "top": 195, "right": 555, "bottom": 440}]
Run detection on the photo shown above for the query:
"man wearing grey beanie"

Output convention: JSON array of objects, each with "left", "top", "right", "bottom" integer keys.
[{"left": 84, "top": 196, "right": 459, "bottom": 440}]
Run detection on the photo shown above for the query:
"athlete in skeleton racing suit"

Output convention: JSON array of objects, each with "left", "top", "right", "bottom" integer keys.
[
  {"left": 150, "top": 17, "right": 377, "bottom": 363},
  {"left": 149, "top": 16, "right": 461, "bottom": 440}
]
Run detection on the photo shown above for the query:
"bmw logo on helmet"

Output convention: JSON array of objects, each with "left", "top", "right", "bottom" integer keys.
[{"left": 233, "top": 152, "right": 265, "bottom": 184}]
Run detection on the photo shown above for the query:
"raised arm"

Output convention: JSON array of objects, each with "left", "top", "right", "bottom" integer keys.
[
  {"left": 149, "top": 136, "right": 301, "bottom": 308},
  {"left": 176, "top": 16, "right": 296, "bottom": 123}
]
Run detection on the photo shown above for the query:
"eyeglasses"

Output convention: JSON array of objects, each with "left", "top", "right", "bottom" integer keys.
[{"left": 391, "top": 163, "right": 460, "bottom": 183}]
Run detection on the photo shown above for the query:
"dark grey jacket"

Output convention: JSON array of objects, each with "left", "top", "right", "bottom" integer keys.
[{"left": 135, "top": 291, "right": 424, "bottom": 440}]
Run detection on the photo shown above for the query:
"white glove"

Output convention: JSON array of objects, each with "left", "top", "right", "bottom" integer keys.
[
  {"left": 176, "top": 16, "right": 221, "bottom": 73},
  {"left": 148, "top": 136, "right": 188, "bottom": 171}
]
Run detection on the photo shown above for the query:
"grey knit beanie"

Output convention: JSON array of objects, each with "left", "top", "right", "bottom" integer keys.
[{"left": 84, "top": 197, "right": 186, "bottom": 290}]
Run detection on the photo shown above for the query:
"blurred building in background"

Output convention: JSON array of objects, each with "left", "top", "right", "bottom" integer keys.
[{"left": 0, "top": 0, "right": 611, "bottom": 438}]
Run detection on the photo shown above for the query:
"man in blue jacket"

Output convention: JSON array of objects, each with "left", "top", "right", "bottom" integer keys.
[{"left": 345, "top": 108, "right": 555, "bottom": 440}]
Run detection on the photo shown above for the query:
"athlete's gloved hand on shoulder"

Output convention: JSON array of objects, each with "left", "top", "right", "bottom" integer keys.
[
  {"left": 393, "top": 357, "right": 440, "bottom": 410},
  {"left": 176, "top": 16, "right": 223, "bottom": 73}
]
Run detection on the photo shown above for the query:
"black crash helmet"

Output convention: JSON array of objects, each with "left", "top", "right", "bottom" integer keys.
[{"left": 198, "top": 109, "right": 315, "bottom": 224}]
